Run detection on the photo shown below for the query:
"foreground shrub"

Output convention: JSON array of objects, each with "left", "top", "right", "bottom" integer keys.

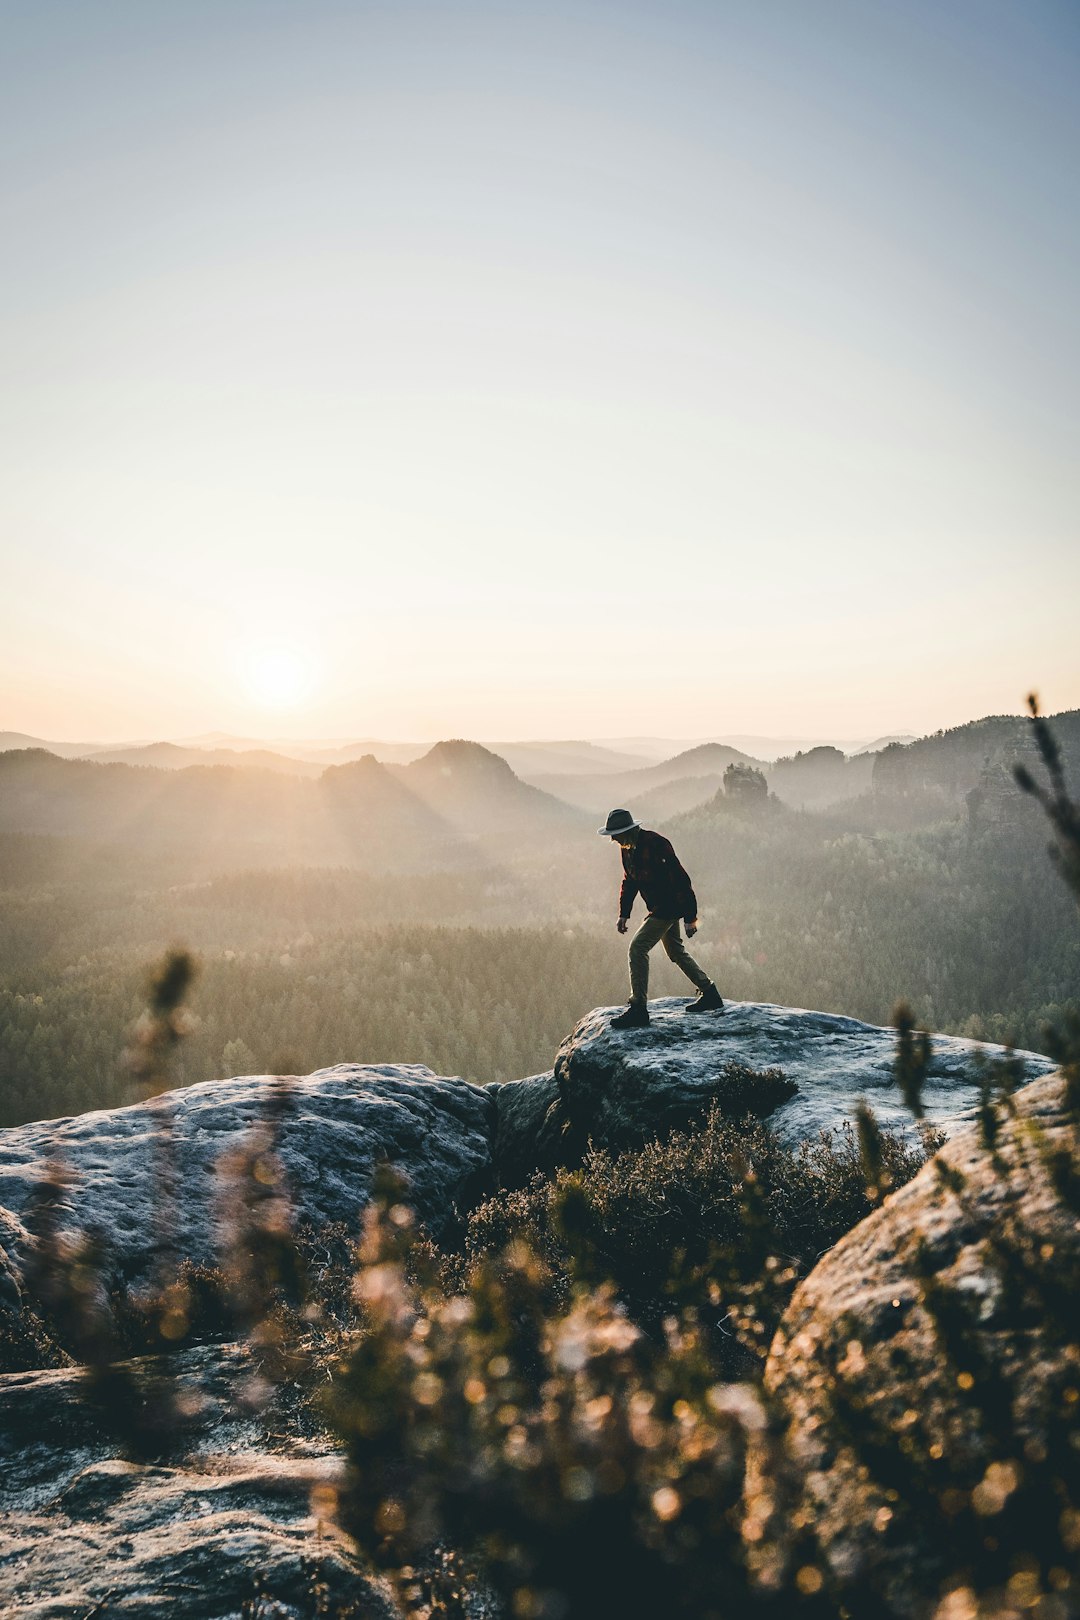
[
  {"left": 460, "top": 1104, "right": 937, "bottom": 1357},
  {"left": 331, "top": 1189, "right": 825, "bottom": 1620},
  {"left": 710, "top": 1058, "right": 799, "bottom": 1117}
]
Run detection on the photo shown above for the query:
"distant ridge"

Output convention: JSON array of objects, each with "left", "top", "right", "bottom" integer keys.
[
  {"left": 852, "top": 734, "right": 916, "bottom": 756},
  {"left": 392, "top": 740, "right": 582, "bottom": 844},
  {"left": 0, "top": 730, "right": 108, "bottom": 759},
  {"left": 872, "top": 710, "right": 1080, "bottom": 800},
  {"left": 530, "top": 742, "right": 766, "bottom": 816},
  {"left": 84, "top": 741, "right": 322, "bottom": 777},
  {"left": 1, "top": 728, "right": 917, "bottom": 769},
  {"left": 594, "top": 734, "right": 911, "bottom": 763},
  {"left": 0, "top": 739, "right": 587, "bottom": 870}
]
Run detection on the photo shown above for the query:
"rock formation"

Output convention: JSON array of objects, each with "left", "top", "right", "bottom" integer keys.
[
  {"left": 0, "top": 1006, "right": 1054, "bottom": 1289},
  {"left": 492, "top": 999, "right": 1055, "bottom": 1188},
  {"left": 0, "top": 1064, "right": 496, "bottom": 1295},
  {"left": 765, "top": 1067, "right": 1078, "bottom": 1616},
  {"left": 0, "top": 1343, "right": 397, "bottom": 1619}
]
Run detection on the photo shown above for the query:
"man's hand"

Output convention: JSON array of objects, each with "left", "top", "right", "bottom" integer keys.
[
  {"left": 617, "top": 917, "right": 628, "bottom": 934},
  {"left": 685, "top": 919, "right": 698, "bottom": 937}
]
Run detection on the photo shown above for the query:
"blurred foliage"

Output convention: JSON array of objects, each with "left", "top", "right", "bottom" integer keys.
[{"left": 332, "top": 1185, "right": 811, "bottom": 1620}]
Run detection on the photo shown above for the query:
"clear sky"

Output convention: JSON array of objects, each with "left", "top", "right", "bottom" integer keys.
[{"left": 2, "top": 0, "right": 1078, "bottom": 742}]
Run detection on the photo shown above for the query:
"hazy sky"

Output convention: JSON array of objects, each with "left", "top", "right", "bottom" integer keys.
[{"left": 3, "top": 0, "right": 1078, "bottom": 742}]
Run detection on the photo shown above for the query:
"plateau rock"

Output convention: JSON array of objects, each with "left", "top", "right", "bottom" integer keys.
[
  {"left": 492, "top": 999, "right": 1056, "bottom": 1186},
  {"left": 0, "top": 1064, "right": 495, "bottom": 1294}
]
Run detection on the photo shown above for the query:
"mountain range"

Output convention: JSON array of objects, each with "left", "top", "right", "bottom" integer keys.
[
  {"left": 0, "top": 739, "right": 585, "bottom": 874},
  {"left": 1, "top": 714, "right": 1075, "bottom": 877}
]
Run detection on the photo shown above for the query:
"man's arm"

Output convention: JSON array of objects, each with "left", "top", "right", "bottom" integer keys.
[{"left": 618, "top": 869, "right": 638, "bottom": 931}]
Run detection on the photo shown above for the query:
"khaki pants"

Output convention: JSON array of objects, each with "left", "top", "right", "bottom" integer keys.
[{"left": 628, "top": 915, "right": 711, "bottom": 1006}]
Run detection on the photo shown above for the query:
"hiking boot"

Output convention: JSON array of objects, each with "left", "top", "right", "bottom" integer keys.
[
  {"left": 611, "top": 1002, "right": 650, "bottom": 1030},
  {"left": 686, "top": 983, "right": 724, "bottom": 1014}
]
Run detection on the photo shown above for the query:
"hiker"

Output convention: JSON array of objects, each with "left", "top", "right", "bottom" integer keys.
[{"left": 598, "top": 808, "right": 724, "bottom": 1029}]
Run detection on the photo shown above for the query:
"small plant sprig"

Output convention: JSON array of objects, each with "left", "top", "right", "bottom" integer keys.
[
  {"left": 1014, "top": 694, "right": 1080, "bottom": 1106},
  {"left": 893, "top": 1000, "right": 932, "bottom": 1121},
  {"left": 1014, "top": 693, "right": 1080, "bottom": 902}
]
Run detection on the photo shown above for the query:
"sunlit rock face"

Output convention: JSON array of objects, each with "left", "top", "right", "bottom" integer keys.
[
  {"left": 0, "top": 1344, "right": 396, "bottom": 1620},
  {"left": 0, "top": 1206, "right": 28, "bottom": 1309},
  {"left": 764, "top": 1068, "right": 1076, "bottom": 1618},
  {"left": 0, "top": 1064, "right": 496, "bottom": 1293},
  {"left": 490, "top": 999, "right": 1056, "bottom": 1187}
]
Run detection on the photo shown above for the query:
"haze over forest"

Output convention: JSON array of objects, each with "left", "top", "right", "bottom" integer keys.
[{"left": 2, "top": 704, "right": 1078, "bottom": 1130}]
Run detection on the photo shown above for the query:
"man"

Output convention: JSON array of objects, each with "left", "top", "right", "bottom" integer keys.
[{"left": 598, "top": 807, "right": 724, "bottom": 1029}]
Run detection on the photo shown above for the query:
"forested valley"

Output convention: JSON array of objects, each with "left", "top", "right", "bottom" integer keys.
[{"left": 2, "top": 711, "right": 1078, "bottom": 1128}]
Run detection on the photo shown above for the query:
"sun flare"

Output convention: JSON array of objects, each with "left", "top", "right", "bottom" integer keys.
[{"left": 238, "top": 645, "right": 318, "bottom": 712}]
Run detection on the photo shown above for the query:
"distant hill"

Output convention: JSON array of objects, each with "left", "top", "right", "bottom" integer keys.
[
  {"left": 853, "top": 734, "right": 915, "bottom": 756},
  {"left": 162, "top": 733, "right": 431, "bottom": 766},
  {"left": 534, "top": 742, "right": 767, "bottom": 816},
  {"left": 391, "top": 740, "right": 583, "bottom": 849},
  {"left": 594, "top": 734, "right": 889, "bottom": 762},
  {"left": 0, "top": 741, "right": 587, "bottom": 873},
  {"left": 767, "top": 746, "right": 877, "bottom": 809},
  {"left": 304, "top": 740, "right": 432, "bottom": 766},
  {"left": 0, "top": 730, "right": 106, "bottom": 759},
  {"left": 640, "top": 713, "right": 1080, "bottom": 819},
  {"left": 872, "top": 711, "right": 1080, "bottom": 805},
  {"left": 0, "top": 749, "right": 356, "bottom": 868},
  {"left": 276, "top": 737, "right": 651, "bottom": 774},
  {"left": 84, "top": 742, "right": 323, "bottom": 776},
  {"left": 629, "top": 775, "right": 734, "bottom": 824},
  {"left": 488, "top": 741, "right": 649, "bottom": 778}
]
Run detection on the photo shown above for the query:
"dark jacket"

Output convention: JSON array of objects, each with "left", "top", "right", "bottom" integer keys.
[{"left": 618, "top": 829, "right": 698, "bottom": 923}]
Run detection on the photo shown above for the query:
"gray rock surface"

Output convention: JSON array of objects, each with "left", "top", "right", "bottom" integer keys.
[
  {"left": 764, "top": 1068, "right": 1078, "bottom": 1616},
  {"left": 488, "top": 1071, "right": 564, "bottom": 1188},
  {"left": 0, "top": 1064, "right": 496, "bottom": 1293},
  {"left": 0, "top": 1009, "right": 1056, "bottom": 1289},
  {"left": 520, "top": 999, "right": 1056, "bottom": 1176},
  {"left": 0, "top": 1343, "right": 395, "bottom": 1619}
]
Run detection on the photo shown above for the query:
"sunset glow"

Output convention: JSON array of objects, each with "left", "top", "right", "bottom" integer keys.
[
  {"left": 238, "top": 645, "right": 319, "bottom": 713},
  {"left": 1, "top": 2, "right": 1078, "bottom": 742}
]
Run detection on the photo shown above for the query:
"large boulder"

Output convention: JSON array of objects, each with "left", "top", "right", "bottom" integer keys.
[
  {"left": 489, "top": 1071, "right": 565, "bottom": 1188},
  {"left": 0, "top": 1064, "right": 496, "bottom": 1294},
  {"left": 0, "top": 1343, "right": 397, "bottom": 1619},
  {"left": 764, "top": 1068, "right": 1080, "bottom": 1616},
  {"left": 493, "top": 999, "right": 1056, "bottom": 1183}
]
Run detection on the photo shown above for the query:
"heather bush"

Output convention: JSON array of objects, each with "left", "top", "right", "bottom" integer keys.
[
  {"left": 459, "top": 1103, "right": 936, "bottom": 1355},
  {"left": 330, "top": 1187, "right": 821, "bottom": 1620}
]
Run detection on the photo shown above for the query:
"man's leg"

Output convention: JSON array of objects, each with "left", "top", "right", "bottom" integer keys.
[
  {"left": 627, "top": 913, "right": 670, "bottom": 1005},
  {"left": 661, "top": 920, "right": 712, "bottom": 991},
  {"left": 663, "top": 922, "right": 725, "bottom": 1013}
]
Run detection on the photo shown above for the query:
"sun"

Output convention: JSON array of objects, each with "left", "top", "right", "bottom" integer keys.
[{"left": 239, "top": 644, "right": 319, "bottom": 712}]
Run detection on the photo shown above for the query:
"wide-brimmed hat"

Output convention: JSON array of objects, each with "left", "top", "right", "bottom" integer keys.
[{"left": 598, "top": 808, "right": 640, "bottom": 838}]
